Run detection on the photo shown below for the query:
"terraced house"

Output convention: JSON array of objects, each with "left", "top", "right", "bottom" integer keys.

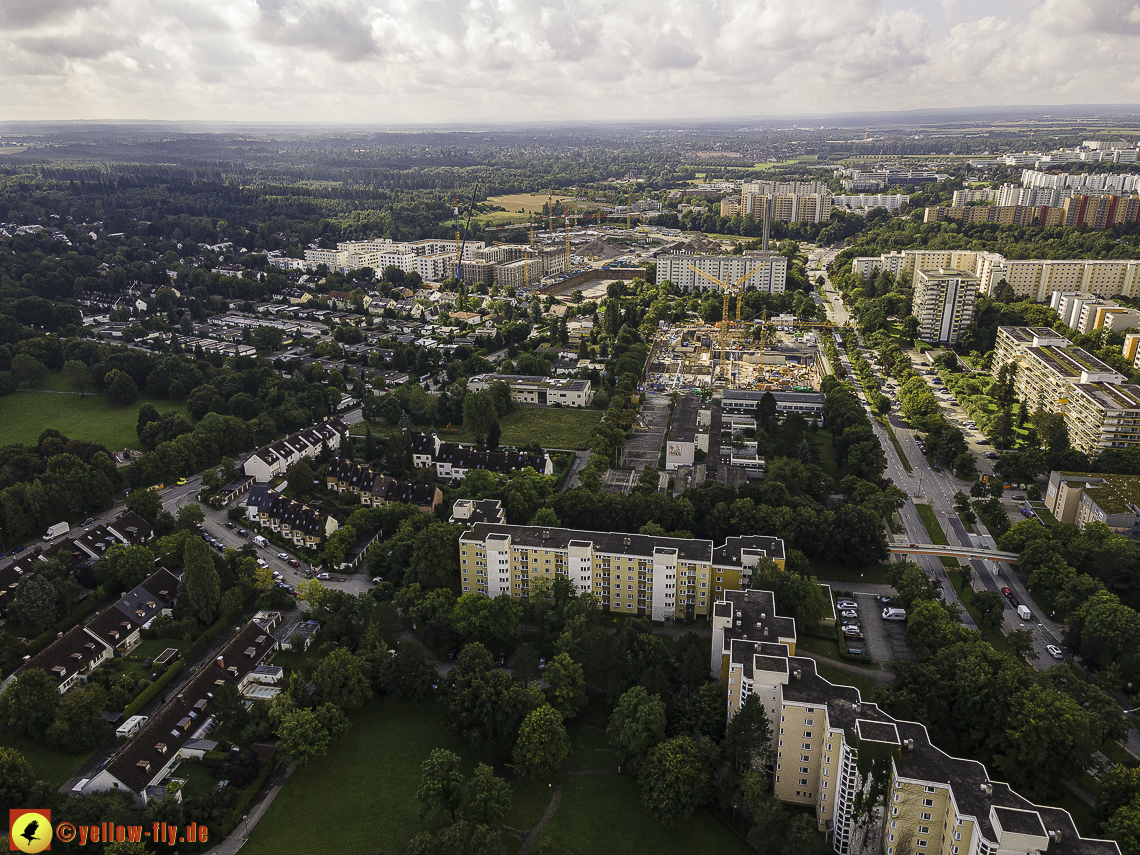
[
  {"left": 408, "top": 432, "right": 553, "bottom": 481},
  {"left": 323, "top": 456, "right": 443, "bottom": 514},
  {"left": 242, "top": 419, "right": 346, "bottom": 483},
  {"left": 712, "top": 590, "right": 1119, "bottom": 855},
  {"left": 245, "top": 487, "right": 338, "bottom": 548},
  {"left": 458, "top": 522, "right": 784, "bottom": 621}
]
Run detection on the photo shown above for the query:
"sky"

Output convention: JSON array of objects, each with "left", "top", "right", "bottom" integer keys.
[{"left": 1, "top": 0, "right": 1138, "bottom": 123}]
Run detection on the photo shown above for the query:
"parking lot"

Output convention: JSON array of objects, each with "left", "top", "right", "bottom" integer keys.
[{"left": 839, "top": 593, "right": 916, "bottom": 663}]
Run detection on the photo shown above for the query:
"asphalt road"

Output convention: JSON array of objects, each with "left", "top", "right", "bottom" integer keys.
[{"left": 819, "top": 280, "right": 1064, "bottom": 666}]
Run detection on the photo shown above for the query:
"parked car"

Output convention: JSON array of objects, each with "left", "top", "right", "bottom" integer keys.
[
  {"left": 494, "top": 652, "right": 506, "bottom": 668},
  {"left": 843, "top": 631, "right": 864, "bottom": 640},
  {"left": 1046, "top": 644, "right": 1063, "bottom": 660},
  {"left": 877, "top": 595, "right": 894, "bottom": 605},
  {"left": 371, "top": 576, "right": 382, "bottom": 584},
  {"left": 83, "top": 518, "right": 94, "bottom": 525},
  {"left": 836, "top": 599, "right": 857, "bottom": 610},
  {"left": 985, "top": 452, "right": 1000, "bottom": 459},
  {"left": 846, "top": 646, "right": 865, "bottom": 656},
  {"left": 288, "top": 559, "right": 301, "bottom": 568},
  {"left": 238, "top": 529, "right": 248, "bottom": 537},
  {"left": 226, "top": 522, "right": 236, "bottom": 529},
  {"left": 317, "top": 572, "right": 330, "bottom": 580},
  {"left": 447, "top": 646, "right": 459, "bottom": 660},
  {"left": 882, "top": 608, "right": 907, "bottom": 621},
  {"left": 977, "top": 440, "right": 990, "bottom": 446},
  {"left": 840, "top": 609, "right": 858, "bottom": 619},
  {"left": 256, "top": 559, "right": 268, "bottom": 569},
  {"left": 277, "top": 552, "right": 289, "bottom": 560}
]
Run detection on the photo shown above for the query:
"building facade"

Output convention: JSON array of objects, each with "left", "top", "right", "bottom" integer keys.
[
  {"left": 458, "top": 523, "right": 785, "bottom": 622},
  {"left": 712, "top": 589, "right": 1121, "bottom": 855},
  {"left": 465, "top": 374, "right": 594, "bottom": 408},
  {"left": 656, "top": 252, "right": 788, "bottom": 293},
  {"left": 912, "top": 269, "right": 979, "bottom": 345}
]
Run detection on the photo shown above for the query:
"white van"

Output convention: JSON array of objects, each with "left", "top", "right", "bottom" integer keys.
[
  {"left": 882, "top": 607, "right": 907, "bottom": 621},
  {"left": 1017, "top": 605, "right": 1032, "bottom": 621}
]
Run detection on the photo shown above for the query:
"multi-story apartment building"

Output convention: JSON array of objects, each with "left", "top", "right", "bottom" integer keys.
[
  {"left": 1046, "top": 471, "right": 1140, "bottom": 531},
  {"left": 458, "top": 523, "right": 785, "bottom": 621},
  {"left": 951, "top": 188, "right": 998, "bottom": 206},
  {"left": 851, "top": 250, "right": 1140, "bottom": 302},
  {"left": 494, "top": 258, "right": 544, "bottom": 290},
  {"left": 466, "top": 374, "right": 594, "bottom": 408},
  {"left": 733, "top": 182, "right": 833, "bottom": 224},
  {"left": 712, "top": 589, "right": 1121, "bottom": 855},
  {"left": 993, "top": 326, "right": 1140, "bottom": 454},
  {"left": 656, "top": 252, "right": 787, "bottom": 293},
  {"left": 912, "top": 269, "right": 979, "bottom": 345},
  {"left": 831, "top": 194, "right": 911, "bottom": 211}
]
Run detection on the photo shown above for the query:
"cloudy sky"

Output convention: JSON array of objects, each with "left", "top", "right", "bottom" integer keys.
[{"left": 1, "top": 0, "right": 1138, "bottom": 123}]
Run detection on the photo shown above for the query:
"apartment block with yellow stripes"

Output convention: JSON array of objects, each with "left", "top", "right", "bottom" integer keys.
[
  {"left": 457, "top": 523, "right": 784, "bottom": 621},
  {"left": 712, "top": 589, "right": 1120, "bottom": 855}
]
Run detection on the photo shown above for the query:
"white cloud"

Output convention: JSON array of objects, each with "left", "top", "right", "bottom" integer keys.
[{"left": 0, "top": 0, "right": 1136, "bottom": 121}]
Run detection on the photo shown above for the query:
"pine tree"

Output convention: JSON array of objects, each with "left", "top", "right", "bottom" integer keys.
[{"left": 183, "top": 535, "right": 221, "bottom": 624}]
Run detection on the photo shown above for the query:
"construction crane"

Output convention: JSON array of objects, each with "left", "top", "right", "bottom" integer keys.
[
  {"left": 456, "top": 183, "right": 479, "bottom": 286},
  {"left": 626, "top": 185, "right": 633, "bottom": 232},
  {"left": 546, "top": 187, "right": 555, "bottom": 238},
  {"left": 687, "top": 265, "right": 761, "bottom": 378},
  {"left": 453, "top": 195, "right": 462, "bottom": 266}
]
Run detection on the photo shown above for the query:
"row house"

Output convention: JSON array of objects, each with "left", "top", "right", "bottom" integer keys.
[
  {"left": 3, "top": 568, "right": 180, "bottom": 695},
  {"left": 83, "top": 618, "right": 280, "bottom": 806},
  {"left": 245, "top": 488, "right": 338, "bottom": 548},
  {"left": 407, "top": 432, "right": 554, "bottom": 481},
  {"left": 323, "top": 457, "right": 443, "bottom": 514},
  {"left": 242, "top": 419, "right": 347, "bottom": 483}
]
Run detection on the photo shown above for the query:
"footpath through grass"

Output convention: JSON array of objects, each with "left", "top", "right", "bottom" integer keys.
[{"left": 0, "top": 392, "right": 189, "bottom": 450}]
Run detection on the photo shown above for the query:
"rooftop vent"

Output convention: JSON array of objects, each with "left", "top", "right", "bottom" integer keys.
[
  {"left": 904, "top": 738, "right": 915, "bottom": 751},
  {"left": 981, "top": 783, "right": 992, "bottom": 796}
]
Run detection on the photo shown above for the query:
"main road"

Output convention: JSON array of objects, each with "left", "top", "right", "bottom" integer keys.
[{"left": 817, "top": 264, "right": 1061, "bottom": 663}]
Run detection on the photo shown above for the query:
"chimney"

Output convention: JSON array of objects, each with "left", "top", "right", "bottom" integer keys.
[
  {"left": 904, "top": 738, "right": 915, "bottom": 751},
  {"left": 981, "top": 783, "right": 992, "bottom": 796},
  {"left": 792, "top": 667, "right": 801, "bottom": 679},
  {"left": 624, "top": 537, "right": 631, "bottom": 546},
  {"left": 216, "top": 656, "right": 224, "bottom": 669}
]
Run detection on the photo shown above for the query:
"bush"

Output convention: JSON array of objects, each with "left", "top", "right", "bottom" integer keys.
[
  {"left": 185, "top": 616, "right": 230, "bottom": 659},
  {"left": 123, "top": 661, "right": 184, "bottom": 718},
  {"left": 55, "top": 597, "right": 97, "bottom": 632},
  {"left": 218, "top": 759, "right": 273, "bottom": 836}
]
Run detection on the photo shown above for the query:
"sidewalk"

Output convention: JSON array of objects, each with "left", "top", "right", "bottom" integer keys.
[{"left": 205, "top": 761, "right": 298, "bottom": 855}]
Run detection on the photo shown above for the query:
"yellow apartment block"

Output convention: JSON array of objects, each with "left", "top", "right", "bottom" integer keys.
[
  {"left": 712, "top": 589, "right": 1120, "bottom": 855},
  {"left": 458, "top": 524, "right": 785, "bottom": 622}
]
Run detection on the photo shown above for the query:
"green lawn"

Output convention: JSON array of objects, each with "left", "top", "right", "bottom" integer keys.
[
  {"left": 243, "top": 701, "right": 544, "bottom": 855},
  {"left": 536, "top": 773, "right": 751, "bottom": 855},
  {"left": 567, "top": 721, "right": 618, "bottom": 772},
  {"left": 0, "top": 392, "right": 189, "bottom": 450},
  {"left": 811, "top": 661, "right": 880, "bottom": 699},
  {"left": 175, "top": 759, "right": 218, "bottom": 800},
  {"left": 914, "top": 503, "right": 949, "bottom": 546},
  {"left": 0, "top": 734, "right": 92, "bottom": 786},
  {"left": 445, "top": 407, "right": 602, "bottom": 450},
  {"left": 810, "top": 562, "right": 892, "bottom": 586},
  {"left": 813, "top": 430, "right": 838, "bottom": 480}
]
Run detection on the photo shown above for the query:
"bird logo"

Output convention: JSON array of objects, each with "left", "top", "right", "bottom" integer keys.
[{"left": 8, "top": 810, "right": 53, "bottom": 853}]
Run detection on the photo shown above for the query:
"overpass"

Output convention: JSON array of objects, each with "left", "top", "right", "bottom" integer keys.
[{"left": 889, "top": 543, "right": 1020, "bottom": 563}]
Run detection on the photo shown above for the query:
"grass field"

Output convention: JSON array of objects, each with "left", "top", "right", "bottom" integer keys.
[
  {"left": 0, "top": 392, "right": 189, "bottom": 450},
  {"left": 444, "top": 407, "right": 601, "bottom": 450},
  {"left": 536, "top": 774, "right": 751, "bottom": 855},
  {"left": 0, "top": 734, "right": 92, "bottom": 786},
  {"left": 487, "top": 193, "right": 575, "bottom": 214},
  {"left": 813, "top": 430, "right": 838, "bottom": 480},
  {"left": 243, "top": 702, "right": 526, "bottom": 855},
  {"left": 811, "top": 562, "right": 892, "bottom": 586}
]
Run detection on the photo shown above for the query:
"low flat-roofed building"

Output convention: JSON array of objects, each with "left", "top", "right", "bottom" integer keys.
[
  {"left": 1046, "top": 470, "right": 1140, "bottom": 531},
  {"left": 466, "top": 373, "right": 594, "bottom": 408}
]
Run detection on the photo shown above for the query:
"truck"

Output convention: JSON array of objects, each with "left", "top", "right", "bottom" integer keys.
[
  {"left": 43, "top": 522, "right": 70, "bottom": 540},
  {"left": 1017, "top": 605, "right": 1032, "bottom": 621},
  {"left": 251, "top": 535, "right": 268, "bottom": 548}
]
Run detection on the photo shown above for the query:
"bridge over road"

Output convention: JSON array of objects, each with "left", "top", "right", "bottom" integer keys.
[{"left": 889, "top": 544, "right": 1020, "bottom": 563}]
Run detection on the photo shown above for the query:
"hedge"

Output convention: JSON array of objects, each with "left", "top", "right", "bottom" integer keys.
[
  {"left": 218, "top": 759, "right": 274, "bottom": 836},
  {"left": 25, "top": 597, "right": 101, "bottom": 656},
  {"left": 185, "top": 616, "right": 229, "bottom": 660},
  {"left": 123, "top": 661, "right": 184, "bottom": 718}
]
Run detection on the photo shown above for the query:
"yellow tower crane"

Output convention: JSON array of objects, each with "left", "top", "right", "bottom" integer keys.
[{"left": 687, "top": 265, "right": 761, "bottom": 379}]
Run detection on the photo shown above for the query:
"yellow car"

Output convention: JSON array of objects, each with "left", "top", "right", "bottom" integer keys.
[
  {"left": 177, "top": 477, "right": 188, "bottom": 485},
  {"left": 155, "top": 483, "right": 164, "bottom": 490}
]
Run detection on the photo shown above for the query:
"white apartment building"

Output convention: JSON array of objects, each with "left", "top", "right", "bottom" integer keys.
[
  {"left": 657, "top": 252, "right": 787, "bottom": 293},
  {"left": 466, "top": 374, "right": 594, "bottom": 408},
  {"left": 832, "top": 194, "right": 910, "bottom": 211},
  {"left": 913, "top": 269, "right": 979, "bottom": 344},
  {"left": 852, "top": 250, "right": 1140, "bottom": 302},
  {"left": 951, "top": 188, "right": 997, "bottom": 206},
  {"left": 1020, "top": 169, "right": 1140, "bottom": 194}
]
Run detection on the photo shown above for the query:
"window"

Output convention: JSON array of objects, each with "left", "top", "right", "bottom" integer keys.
[
  {"left": 805, "top": 719, "right": 814, "bottom": 726},
  {"left": 895, "top": 781, "right": 902, "bottom": 788},
  {"left": 802, "top": 743, "right": 811, "bottom": 750},
  {"left": 919, "top": 827, "right": 930, "bottom": 835},
  {"left": 890, "top": 822, "right": 897, "bottom": 830},
  {"left": 803, "top": 731, "right": 812, "bottom": 738},
  {"left": 463, "top": 586, "right": 470, "bottom": 591},
  {"left": 800, "top": 767, "right": 809, "bottom": 774},
  {"left": 893, "top": 794, "right": 900, "bottom": 803},
  {"left": 954, "top": 833, "right": 961, "bottom": 841},
  {"left": 801, "top": 754, "right": 811, "bottom": 762},
  {"left": 799, "top": 779, "right": 808, "bottom": 786},
  {"left": 889, "top": 835, "right": 895, "bottom": 843},
  {"left": 922, "top": 799, "right": 933, "bottom": 807},
  {"left": 924, "top": 786, "right": 936, "bottom": 793},
  {"left": 921, "top": 813, "right": 932, "bottom": 821},
  {"left": 917, "top": 842, "right": 928, "bottom": 849}
]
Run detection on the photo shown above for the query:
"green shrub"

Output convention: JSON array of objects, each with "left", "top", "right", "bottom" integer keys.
[{"left": 123, "top": 661, "right": 184, "bottom": 718}]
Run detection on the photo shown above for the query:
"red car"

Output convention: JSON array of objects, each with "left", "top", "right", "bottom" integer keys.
[
  {"left": 287, "top": 558, "right": 301, "bottom": 568},
  {"left": 1000, "top": 586, "right": 1013, "bottom": 599}
]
